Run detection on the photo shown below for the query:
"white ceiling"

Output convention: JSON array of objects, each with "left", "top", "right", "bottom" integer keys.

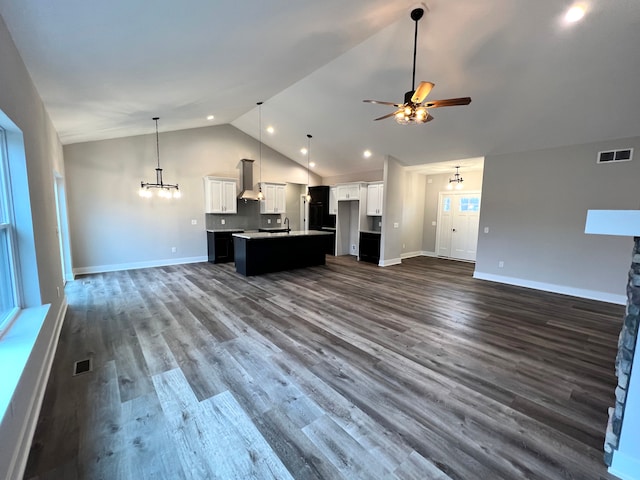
[{"left": 1, "top": 0, "right": 639, "bottom": 178}]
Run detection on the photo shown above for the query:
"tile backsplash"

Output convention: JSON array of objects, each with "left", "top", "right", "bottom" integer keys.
[{"left": 206, "top": 200, "right": 282, "bottom": 230}]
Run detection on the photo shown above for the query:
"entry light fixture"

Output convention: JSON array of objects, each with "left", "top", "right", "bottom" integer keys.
[
  {"left": 305, "top": 134, "right": 312, "bottom": 202},
  {"left": 257, "top": 101, "right": 264, "bottom": 201},
  {"left": 447, "top": 166, "right": 464, "bottom": 190},
  {"left": 139, "top": 117, "right": 180, "bottom": 198}
]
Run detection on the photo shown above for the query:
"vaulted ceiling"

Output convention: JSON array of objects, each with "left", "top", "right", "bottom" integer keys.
[{"left": 1, "top": 0, "right": 639, "bottom": 178}]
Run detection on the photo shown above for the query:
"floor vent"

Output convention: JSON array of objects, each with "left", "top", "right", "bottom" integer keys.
[
  {"left": 597, "top": 148, "right": 633, "bottom": 164},
  {"left": 73, "top": 358, "right": 92, "bottom": 376}
]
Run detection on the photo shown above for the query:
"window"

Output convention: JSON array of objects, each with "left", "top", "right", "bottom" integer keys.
[
  {"left": 460, "top": 196, "right": 480, "bottom": 212},
  {"left": 0, "top": 126, "right": 19, "bottom": 335},
  {"left": 442, "top": 197, "right": 451, "bottom": 212}
]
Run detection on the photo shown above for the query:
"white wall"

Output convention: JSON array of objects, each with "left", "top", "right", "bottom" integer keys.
[
  {"left": 475, "top": 137, "right": 640, "bottom": 304},
  {"left": 0, "top": 14, "right": 67, "bottom": 480},
  {"left": 64, "top": 124, "right": 319, "bottom": 273}
]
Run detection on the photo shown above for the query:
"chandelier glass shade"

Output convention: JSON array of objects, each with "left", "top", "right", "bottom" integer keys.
[
  {"left": 447, "top": 166, "right": 464, "bottom": 190},
  {"left": 139, "top": 117, "right": 180, "bottom": 198}
]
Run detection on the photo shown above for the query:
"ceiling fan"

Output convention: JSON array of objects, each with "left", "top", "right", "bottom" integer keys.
[{"left": 363, "top": 6, "right": 471, "bottom": 124}]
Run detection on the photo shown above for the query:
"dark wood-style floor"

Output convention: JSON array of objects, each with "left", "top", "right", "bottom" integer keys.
[{"left": 24, "top": 256, "right": 624, "bottom": 479}]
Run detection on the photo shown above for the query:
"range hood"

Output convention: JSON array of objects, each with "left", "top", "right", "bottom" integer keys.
[{"left": 238, "top": 158, "right": 260, "bottom": 201}]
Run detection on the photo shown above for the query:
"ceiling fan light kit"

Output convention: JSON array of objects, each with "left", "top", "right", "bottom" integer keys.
[{"left": 364, "top": 6, "right": 471, "bottom": 125}]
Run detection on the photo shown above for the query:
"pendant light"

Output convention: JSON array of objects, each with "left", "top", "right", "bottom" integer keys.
[
  {"left": 139, "top": 117, "right": 180, "bottom": 198},
  {"left": 257, "top": 101, "right": 264, "bottom": 201},
  {"left": 305, "top": 134, "right": 312, "bottom": 202},
  {"left": 447, "top": 166, "right": 464, "bottom": 190}
]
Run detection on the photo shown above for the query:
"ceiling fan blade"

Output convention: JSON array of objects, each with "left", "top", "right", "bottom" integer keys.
[
  {"left": 424, "top": 97, "right": 472, "bottom": 108},
  {"left": 411, "top": 81, "right": 435, "bottom": 104},
  {"left": 374, "top": 111, "right": 399, "bottom": 121},
  {"left": 363, "top": 99, "right": 401, "bottom": 107}
]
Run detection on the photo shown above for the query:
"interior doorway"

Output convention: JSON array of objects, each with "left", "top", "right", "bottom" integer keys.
[
  {"left": 436, "top": 191, "right": 481, "bottom": 262},
  {"left": 53, "top": 173, "right": 73, "bottom": 282}
]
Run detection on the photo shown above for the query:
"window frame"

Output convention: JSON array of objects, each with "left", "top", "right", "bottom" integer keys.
[{"left": 0, "top": 126, "right": 20, "bottom": 337}]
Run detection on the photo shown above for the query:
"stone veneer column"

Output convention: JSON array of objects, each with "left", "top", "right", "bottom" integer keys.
[{"left": 604, "top": 236, "right": 640, "bottom": 466}]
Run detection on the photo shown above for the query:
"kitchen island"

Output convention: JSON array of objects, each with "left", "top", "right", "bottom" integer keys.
[{"left": 233, "top": 230, "right": 333, "bottom": 276}]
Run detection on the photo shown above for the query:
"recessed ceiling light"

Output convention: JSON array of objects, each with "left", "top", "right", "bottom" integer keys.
[
  {"left": 206, "top": 115, "right": 214, "bottom": 120},
  {"left": 565, "top": 4, "right": 586, "bottom": 23},
  {"left": 300, "top": 147, "right": 308, "bottom": 155},
  {"left": 363, "top": 150, "right": 372, "bottom": 158},
  {"left": 309, "top": 162, "right": 316, "bottom": 168},
  {"left": 266, "top": 126, "right": 275, "bottom": 134}
]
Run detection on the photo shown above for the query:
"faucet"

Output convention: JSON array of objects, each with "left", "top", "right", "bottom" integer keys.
[{"left": 284, "top": 217, "right": 290, "bottom": 232}]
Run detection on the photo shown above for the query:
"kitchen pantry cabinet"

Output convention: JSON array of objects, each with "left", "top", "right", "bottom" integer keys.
[
  {"left": 329, "top": 187, "right": 338, "bottom": 215},
  {"left": 260, "top": 183, "right": 286, "bottom": 214},
  {"left": 204, "top": 177, "right": 237, "bottom": 214},
  {"left": 366, "top": 182, "right": 384, "bottom": 216},
  {"left": 336, "top": 183, "right": 360, "bottom": 201}
]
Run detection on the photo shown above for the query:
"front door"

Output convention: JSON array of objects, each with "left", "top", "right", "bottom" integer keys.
[{"left": 436, "top": 192, "right": 481, "bottom": 261}]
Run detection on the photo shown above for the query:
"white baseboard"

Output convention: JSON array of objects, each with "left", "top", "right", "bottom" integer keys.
[
  {"left": 379, "top": 257, "right": 402, "bottom": 267},
  {"left": 473, "top": 271, "right": 626, "bottom": 305},
  {"left": 401, "top": 251, "right": 422, "bottom": 259},
  {"left": 73, "top": 255, "right": 208, "bottom": 275},
  {"left": 420, "top": 250, "right": 438, "bottom": 257}
]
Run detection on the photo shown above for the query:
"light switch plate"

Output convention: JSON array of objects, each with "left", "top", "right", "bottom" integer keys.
[
  {"left": 484, "top": 227, "right": 489, "bottom": 233},
  {"left": 277, "top": 218, "right": 281, "bottom": 223},
  {"left": 431, "top": 221, "right": 436, "bottom": 226},
  {"left": 393, "top": 222, "right": 399, "bottom": 228},
  {"left": 221, "top": 219, "right": 225, "bottom": 225},
  {"left": 268, "top": 218, "right": 271, "bottom": 224},
  {"left": 191, "top": 219, "right": 197, "bottom": 225}
]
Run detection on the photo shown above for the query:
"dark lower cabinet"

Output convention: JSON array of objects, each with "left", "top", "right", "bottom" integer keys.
[
  {"left": 359, "top": 232, "right": 381, "bottom": 264},
  {"left": 207, "top": 230, "right": 243, "bottom": 263}
]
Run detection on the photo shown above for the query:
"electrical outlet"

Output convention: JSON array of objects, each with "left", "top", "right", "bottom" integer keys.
[
  {"left": 393, "top": 222, "right": 399, "bottom": 228},
  {"left": 191, "top": 219, "right": 197, "bottom": 225},
  {"left": 432, "top": 221, "right": 436, "bottom": 226},
  {"left": 498, "top": 261, "right": 504, "bottom": 268},
  {"left": 267, "top": 218, "right": 271, "bottom": 224},
  {"left": 351, "top": 244, "right": 356, "bottom": 251},
  {"left": 221, "top": 219, "right": 225, "bottom": 225},
  {"left": 378, "top": 221, "right": 382, "bottom": 227},
  {"left": 277, "top": 218, "right": 281, "bottom": 224},
  {"left": 484, "top": 227, "right": 489, "bottom": 233},
  {"left": 171, "top": 247, "right": 177, "bottom": 253}
]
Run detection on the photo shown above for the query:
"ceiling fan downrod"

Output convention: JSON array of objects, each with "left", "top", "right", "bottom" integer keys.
[{"left": 410, "top": 7, "right": 424, "bottom": 95}]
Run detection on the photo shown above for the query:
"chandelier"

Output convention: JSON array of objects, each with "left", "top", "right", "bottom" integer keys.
[
  {"left": 447, "top": 166, "right": 464, "bottom": 190},
  {"left": 139, "top": 117, "right": 181, "bottom": 198}
]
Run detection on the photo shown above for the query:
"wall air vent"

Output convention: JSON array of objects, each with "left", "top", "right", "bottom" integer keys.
[{"left": 597, "top": 148, "right": 633, "bottom": 164}]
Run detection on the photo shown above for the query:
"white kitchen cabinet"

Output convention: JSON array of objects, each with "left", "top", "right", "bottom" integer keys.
[
  {"left": 329, "top": 187, "right": 338, "bottom": 215},
  {"left": 260, "top": 182, "right": 286, "bottom": 214},
  {"left": 366, "top": 182, "right": 384, "bottom": 216},
  {"left": 204, "top": 177, "right": 237, "bottom": 214},
  {"left": 336, "top": 183, "right": 360, "bottom": 201}
]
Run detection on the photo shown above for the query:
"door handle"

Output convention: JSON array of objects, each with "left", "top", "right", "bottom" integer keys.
[{"left": 452, "top": 228, "right": 456, "bottom": 232}]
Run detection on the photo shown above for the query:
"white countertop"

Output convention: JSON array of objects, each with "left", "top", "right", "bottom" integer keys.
[{"left": 233, "top": 230, "right": 333, "bottom": 240}]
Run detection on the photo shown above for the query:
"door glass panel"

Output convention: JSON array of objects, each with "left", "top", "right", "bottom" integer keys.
[
  {"left": 443, "top": 197, "right": 451, "bottom": 212},
  {"left": 460, "top": 197, "right": 480, "bottom": 212}
]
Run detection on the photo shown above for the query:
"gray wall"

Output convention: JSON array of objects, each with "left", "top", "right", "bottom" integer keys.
[
  {"left": 475, "top": 137, "right": 640, "bottom": 303},
  {"left": 422, "top": 170, "right": 484, "bottom": 253},
  {"left": 402, "top": 172, "right": 426, "bottom": 257},
  {"left": 380, "top": 156, "right": 404, "bottom": 265},
  {"left": 0, "top": 14, "right": 67, "bottom": 480},
  {"left": 322, "top": 169, "right": 383, "bottom": 185},
  {"left": 64, "top": 124, "right": 319, "bottom": 272}
]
